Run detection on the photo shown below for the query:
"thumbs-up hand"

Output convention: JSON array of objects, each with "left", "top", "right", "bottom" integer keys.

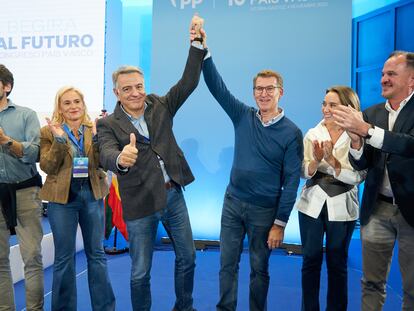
[{"left": 118, "top": 133, "right": 138, "bottom": 168}]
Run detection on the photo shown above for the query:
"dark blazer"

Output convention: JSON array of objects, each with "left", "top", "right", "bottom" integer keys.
[
  {"left": 97, "top": 46, "right": 206, "bottom": 221},
  {"left": 349, "top": 95, "right": 414, "bottom": 227}
]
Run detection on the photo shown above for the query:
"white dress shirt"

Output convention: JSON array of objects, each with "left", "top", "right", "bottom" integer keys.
[
  {"left": 350, "top": 91, "right": 414, "bottom": 197},
  {"left": 296, "top": 121, "right": 365, "bottom": 221}
]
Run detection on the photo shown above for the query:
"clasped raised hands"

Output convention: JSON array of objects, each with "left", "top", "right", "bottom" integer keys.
[{"left": 190, "top": 13, "right": 207, "bottom": 48}]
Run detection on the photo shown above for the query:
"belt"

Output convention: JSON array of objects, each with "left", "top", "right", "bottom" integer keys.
[
  {"left": 378, "top": 193, "right": 396, "bottom": 205},
  {"left": 305, "top": 171, "right": 353, "bottom": 197},
  {"left": 165, "top": 181, "right": 177, "bottom": 190}
]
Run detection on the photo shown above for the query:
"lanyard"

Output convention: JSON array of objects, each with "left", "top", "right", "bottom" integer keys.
[{"left": 63, "top": 124, "right": 84, "bottom": 156}]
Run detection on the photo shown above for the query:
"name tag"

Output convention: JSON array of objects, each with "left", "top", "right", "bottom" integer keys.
[{"left": 73, "top": 157, "right": 89, "bottom": 178}]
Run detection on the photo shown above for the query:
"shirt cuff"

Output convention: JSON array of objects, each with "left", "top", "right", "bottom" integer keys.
[
  {"left": 349, "top": 141, "right": 364, "bottom": 160},
  {"left": 20, "top": 141, "right": 38, "bottom": 162},
  {"left": 204, "top": 49, "right": 211, "bottom": 60},
  {"left": 116, "top": 154, "right": 129, "bottom": 172},
  {"left": 302, "top": 162, "right": 318, "bottom": 179},
  {"left": 367, "top": 126, "right": 384, "bottom": 149},
  {"left": 191, "top": 41, "right": 204, "bottom": 50},
  {"left": 274, "top": 219, "right": 286, "bottom": 227},
  {"left": 191, "top": 41, "right": 210, "bottom": 60}
]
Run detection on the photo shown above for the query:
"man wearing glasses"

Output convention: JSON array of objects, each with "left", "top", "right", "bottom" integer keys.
[{"left": 202, "top": 48, "right": 303, "bottom": 310}]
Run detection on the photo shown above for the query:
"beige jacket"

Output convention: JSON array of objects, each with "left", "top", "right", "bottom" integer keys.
[{"left": 39, "top": 124, "right": 108, "bottom": 204}]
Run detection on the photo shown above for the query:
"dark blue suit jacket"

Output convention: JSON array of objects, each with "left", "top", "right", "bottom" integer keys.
[{"left": 350, "top": 95, "right": 414, "bottom": 227}]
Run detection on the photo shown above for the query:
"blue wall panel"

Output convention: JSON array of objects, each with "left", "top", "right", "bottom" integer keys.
[
  {"left": 357, "top": 12, "right": 392, "bottom": 68},
  {"left": 396, "top": 2, "right": 414, "bottom": 51},
  {"left": 356, "top": 69, "right": 383, "bottom": 110}
]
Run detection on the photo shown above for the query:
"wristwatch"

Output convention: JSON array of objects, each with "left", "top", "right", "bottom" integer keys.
[
  {"left": 5, "top": 138, "right": 13, "bottom": 147},
  {"left": 365, "top": 125, "right": 375, "bottom": 139}
]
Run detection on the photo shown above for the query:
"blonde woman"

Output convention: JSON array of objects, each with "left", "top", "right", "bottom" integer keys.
[
  {"left": 297, "top": 86, "right": 365, "bottom": 311},
  {"left": 40, "top": 86, "right": 115, "bottom": 311}
]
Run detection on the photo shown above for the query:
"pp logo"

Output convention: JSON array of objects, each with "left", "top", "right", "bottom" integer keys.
[{"left": 171, "top": 0, "right": 203, "bottom": 9}]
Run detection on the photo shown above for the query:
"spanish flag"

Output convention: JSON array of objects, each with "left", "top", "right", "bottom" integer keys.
[{"left": 104, "top": 173, "right": 128, "bottom": 240}]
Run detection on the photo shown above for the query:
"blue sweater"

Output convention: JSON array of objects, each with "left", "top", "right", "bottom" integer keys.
[{"left": 203, "top": 57, "right": 303, "bottom": 223}]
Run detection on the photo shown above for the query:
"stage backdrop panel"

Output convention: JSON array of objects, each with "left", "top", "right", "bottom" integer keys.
[
  {"left": 0, "top": 0, "right": 106, "bottom": 122},
  {"left": 151, "top": 0, "right": 351, "bottom": 243}
]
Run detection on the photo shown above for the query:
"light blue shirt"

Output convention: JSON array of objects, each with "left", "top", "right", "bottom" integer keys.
[
  {"left": 0, "top": 99, "right": 40, "bottom": 183},
  {"left": 119, "top": 104, "right": 170, "bottom": 182},
  {"left": 255, "top": 108, "right": 285, "bottom": 127}
]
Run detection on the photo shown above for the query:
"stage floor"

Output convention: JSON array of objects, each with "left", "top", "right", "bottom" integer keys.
[{"left": 14, "top": 240, "right": 402, "bottom": 311}]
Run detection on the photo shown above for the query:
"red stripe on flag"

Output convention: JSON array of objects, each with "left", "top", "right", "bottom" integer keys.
[{"left": 108, "top": 178, "right": 128, "bottom": 240}]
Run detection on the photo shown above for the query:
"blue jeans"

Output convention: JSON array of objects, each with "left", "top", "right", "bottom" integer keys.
[
  {"left": 126, "top": 187, "right": 195, "bottom": 311},
  {"left": 217, "top": 192, "right": 276, "bottom": 311},
  {"left": 299, "top": 206, "right": 355, "bottom": 311},
  {"left": 48, "top": 179, "right": 115, "bottom": 311}
]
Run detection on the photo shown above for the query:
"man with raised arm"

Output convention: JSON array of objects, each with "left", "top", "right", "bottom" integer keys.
[
  {"left": 202, "top": 32, "right": 303, "bottom": 311},
  {"left": 97, "top": 16, "right": 207, "bottom": 311}
]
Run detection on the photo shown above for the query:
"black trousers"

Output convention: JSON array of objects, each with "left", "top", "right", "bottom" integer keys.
[{"left": 299, "top": 205, "right": 355, "bottom": 311}]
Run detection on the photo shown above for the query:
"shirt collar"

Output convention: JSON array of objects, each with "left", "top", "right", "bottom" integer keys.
[
  {"left": 120, "top": 102, "right": 147, "bottom": 121},
  {"left": 319, "top": 120, "right": 349, "bottom": 147},
  {"left": 0, "top": 99, "right": 15, "bottom": 112},
  {"left": 385, "top": 91, "right": 414, "bottom": 113},
  {"left": 256, "top": 108, "right": 284, "bottom": 127},
  {"left": 64, "top": 123, "right": 84, "bottom": 136}
]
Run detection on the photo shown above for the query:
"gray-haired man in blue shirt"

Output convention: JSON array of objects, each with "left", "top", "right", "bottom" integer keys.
[{"left": 0, "top": 64, "right": 44, "bottom": 310}]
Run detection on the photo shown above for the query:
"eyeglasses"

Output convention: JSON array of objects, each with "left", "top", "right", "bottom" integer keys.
[{"left": 253, "top": 86, "right": 279, "bottom": 94}]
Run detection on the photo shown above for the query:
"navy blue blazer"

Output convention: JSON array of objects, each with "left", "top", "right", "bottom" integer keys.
[{"left": 349, "top": 95, "right": 414, "bottom": 228}]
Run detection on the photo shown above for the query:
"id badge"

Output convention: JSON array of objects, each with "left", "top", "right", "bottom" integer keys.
[{"left": 73, "top": 157, "right": 89, "bottom": 178}]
